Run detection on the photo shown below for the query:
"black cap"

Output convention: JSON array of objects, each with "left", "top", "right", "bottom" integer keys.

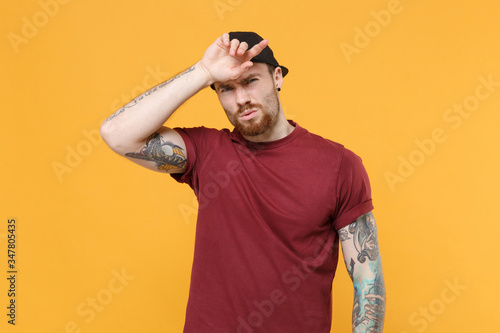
[{"left": 210, "top": 31, "right": 288, "bottom": 90}]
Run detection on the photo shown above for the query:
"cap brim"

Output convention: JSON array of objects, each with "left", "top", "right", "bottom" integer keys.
[{"left": 280, "top": 66, "right": 289, "bottom": 77}]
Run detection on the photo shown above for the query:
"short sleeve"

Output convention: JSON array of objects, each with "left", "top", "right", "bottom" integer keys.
[
  {"left": 332, "top": 148, "right": 374, "bottom": 230},
  {"left": 169, "top": 127, "right": 197, "bottom": 188},
  {"left": 169, "top": 127, "right": 222, "bottom": 190}
]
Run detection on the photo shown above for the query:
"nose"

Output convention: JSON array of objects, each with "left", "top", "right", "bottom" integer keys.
[{"left": 235, "top": 86, "right": 251, "bottom": 107}]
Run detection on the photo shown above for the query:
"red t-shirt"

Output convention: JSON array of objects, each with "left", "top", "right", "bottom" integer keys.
[{"left": 171, "top": 121, "right": 373, "bottom": 333}]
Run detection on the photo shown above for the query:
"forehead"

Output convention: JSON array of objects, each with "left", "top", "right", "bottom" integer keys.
[{"left": 215, "top": 63, "right": 270, "bottom": 88}]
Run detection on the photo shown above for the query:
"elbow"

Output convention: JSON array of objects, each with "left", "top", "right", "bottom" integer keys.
[
  {"left": 99, "top": 119, "right": 113, "bottom": 146},
  {"left": 100, "top": 119, "right": 124, "bottom": 153}
]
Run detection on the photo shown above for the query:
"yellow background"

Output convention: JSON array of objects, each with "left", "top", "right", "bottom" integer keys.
[{"left": 2, "top": 0, "right": 499, "bottom": 332}]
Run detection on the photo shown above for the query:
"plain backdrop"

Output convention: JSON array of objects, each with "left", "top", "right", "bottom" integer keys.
[{"left": 2, "top": 0, "right": 499, "bottom": 332}]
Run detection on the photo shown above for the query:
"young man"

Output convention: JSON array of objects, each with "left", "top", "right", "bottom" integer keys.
[{"left": 101, "top": 31, "right": 385, "bottom": 333}]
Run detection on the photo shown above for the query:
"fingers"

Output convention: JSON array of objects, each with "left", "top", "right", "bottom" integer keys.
[
  {"left": 229, "top": 39, "right": 249, "bottom": 57},
  {"left": 220, "top": 32, "right": 230, "bottom": 47},
  {"left": 214, "top": 33, "right": 270, "bottom": 80},
  {"left": 236, "top": 42, "right": 249, "bottom": 56},
  {"left": 244, "top": 39, "right": 268, "bottom": 60},
  {"left": 225, "top": 34, "right": 268, "bottom": 59}
]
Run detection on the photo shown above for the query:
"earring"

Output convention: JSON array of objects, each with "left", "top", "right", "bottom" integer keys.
[{"left": 277, "top": 88, "right": 281, "bottom": 92}]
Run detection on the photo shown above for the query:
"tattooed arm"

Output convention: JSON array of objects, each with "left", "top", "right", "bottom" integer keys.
[
  {"left": 100, "top": 33, "right": 268, "bottom": 173},
  {"left": 100, "top": 64, "right": 205, "bottom": 174},
  {"left": 339, "top": 212, "right": 386, "bottom": 333}
]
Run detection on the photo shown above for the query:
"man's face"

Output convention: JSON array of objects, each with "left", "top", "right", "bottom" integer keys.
[{"left": 215, "top": 63, "right": 281, "bottom": 137}]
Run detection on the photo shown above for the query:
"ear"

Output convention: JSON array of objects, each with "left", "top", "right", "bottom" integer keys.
[{"left": 274, "top": 67, "right": 283, "bottom": 90}]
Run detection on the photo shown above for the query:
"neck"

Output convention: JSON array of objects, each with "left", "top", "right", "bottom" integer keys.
[{"left": 242, "top": 111, "right": 294, "bottom": 143}]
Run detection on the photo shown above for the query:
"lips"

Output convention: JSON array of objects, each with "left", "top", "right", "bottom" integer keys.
[{"left": 239, "top": 108, "right": 258, "bottom": 121}]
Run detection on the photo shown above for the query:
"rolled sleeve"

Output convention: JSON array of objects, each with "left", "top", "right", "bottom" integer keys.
[{"left": 333, "top": 148, "right": 374, "bottom": 230}]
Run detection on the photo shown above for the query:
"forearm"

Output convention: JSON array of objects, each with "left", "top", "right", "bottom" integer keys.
[
  {"left": 339, "top": 212, "right": 386, "bottom": 333},
  {"left": 352, "top": 267, "right": 385, "bottom": 333},
  {"left": 100, "top": 62, "right": 211, "bottom": 151}
]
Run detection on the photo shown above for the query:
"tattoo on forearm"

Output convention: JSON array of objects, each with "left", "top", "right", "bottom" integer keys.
[
  {"left": 348, "top": 212, "right": 380, "bottom": 263},
  {"left": 125, "top": 132, "right": 186, "bottom": 172},
  {"left": 352, "top": 265, "right": 385, "bottom": 333},
  {"left": 346, "top": 212, "right": 385, "bottom": 333},
  {"left": 106, "top": 65, "right": 196, "bottom": 122}
]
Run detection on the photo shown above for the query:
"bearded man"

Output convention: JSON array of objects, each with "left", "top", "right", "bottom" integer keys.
[{"left": 101, "top": 31, "right": 386, "bottom": 333}]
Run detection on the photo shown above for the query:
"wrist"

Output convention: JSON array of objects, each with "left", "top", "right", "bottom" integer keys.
[{"left": 195, "top": 61, "right": 215, "bottom": 87}]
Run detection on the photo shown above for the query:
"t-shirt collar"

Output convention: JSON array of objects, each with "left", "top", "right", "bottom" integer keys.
[{"left": 229, "top": 120, "right": 302, "bottom": 150}]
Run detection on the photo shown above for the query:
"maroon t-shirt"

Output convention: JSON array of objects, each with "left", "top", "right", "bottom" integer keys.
[{"left": 171, "top": 121, "right": 373, "bottom": 333}]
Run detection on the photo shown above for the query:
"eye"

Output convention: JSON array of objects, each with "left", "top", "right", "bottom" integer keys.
[
  {"left": 220, "top": 86, "right": 233, "bottom": 93},
  {"left": 241, "top": 78, "right": 257, "bottom": 87}
]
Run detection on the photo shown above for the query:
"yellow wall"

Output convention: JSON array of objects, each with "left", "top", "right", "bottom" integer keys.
[{"left": 2, "top": 0, "right": 499, "bottom": 332}]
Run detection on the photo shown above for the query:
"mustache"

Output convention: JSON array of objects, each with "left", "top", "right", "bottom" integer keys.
[{"left": 237, "top": 103, "right": 262, "bottom": 115}]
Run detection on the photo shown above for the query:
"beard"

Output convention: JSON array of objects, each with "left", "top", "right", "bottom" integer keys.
[{"left": 230, "top": 88, "right": 280, "bottom": 137}]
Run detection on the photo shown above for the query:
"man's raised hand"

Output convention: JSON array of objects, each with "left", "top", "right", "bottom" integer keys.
[{"left": 198, "top": 33, "right": 269, "bottom": 87}]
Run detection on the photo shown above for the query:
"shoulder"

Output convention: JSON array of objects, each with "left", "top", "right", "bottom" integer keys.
[
  {"left": 173, "top": 126, "right": 233, "bottom": 144},
  {"left": 296, "top": 126, "right": 345, "bottom": 152},
  {"left": 340, "top": 147, "right": 365, "bottom": 168},
  {"left": 298, "top": 126, "right": 368, "bottom": 176},
  {"left": 174, "top": 126, "right": 228, "bottom": 136},
  {"left": 297, "top": 126, "right": 358, "bottom": 166}
]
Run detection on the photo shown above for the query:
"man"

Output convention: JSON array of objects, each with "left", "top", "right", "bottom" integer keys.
[{"left": 101, "top": 31, "right": 385, "bottom": 333}]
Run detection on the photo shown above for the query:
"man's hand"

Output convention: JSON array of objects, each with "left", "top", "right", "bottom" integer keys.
[
  {"left": 101, "top": 32, "right": 268, "bottom": 172},
  {"left": 198, "top": 33, "right": 269, "bottom": 86}
]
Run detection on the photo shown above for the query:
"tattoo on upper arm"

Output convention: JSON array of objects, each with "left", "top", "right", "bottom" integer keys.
[
  {"left": 348, "top": 212, "right": 380, "bottom": 263},
  {"left": 338, "top": 227, "right": 350, "bottom": 241},
  {"left": 348, "top": 258, "right": 355, "bottom": 280},
  {"left": 125, "top": 132, "right": 186, "bottom": 172},
  {"left": 106, "top": 65, "right": 196, "bottom": 122}
]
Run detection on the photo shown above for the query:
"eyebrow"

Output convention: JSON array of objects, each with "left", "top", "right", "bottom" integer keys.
[
  {"left": 241, "top": 73, "right": 261, "bottom": 82},
  {"left": 217, "top": 73, "right": 262, "bottom": 92}
]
